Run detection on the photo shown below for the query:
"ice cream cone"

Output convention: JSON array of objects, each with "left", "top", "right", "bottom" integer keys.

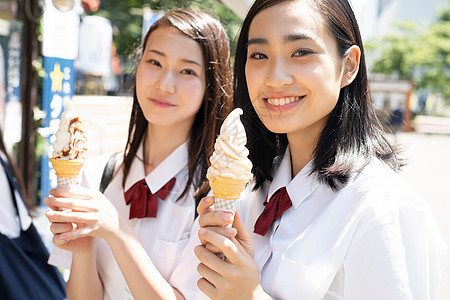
[
  {"left": 207, "top": 175, "right": 248, "bottom": 200},
  {"left": 207, "top": 175, "right": 248, "bottom": 217},
  {"left": 50, "top": 158, "right": 85, "bottom": 187}
]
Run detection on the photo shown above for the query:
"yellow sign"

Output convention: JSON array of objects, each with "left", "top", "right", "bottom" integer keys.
[{"left": 49, "top": 63, "right": 64, "bottom": 92}]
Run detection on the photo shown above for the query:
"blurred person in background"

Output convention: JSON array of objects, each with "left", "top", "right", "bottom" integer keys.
[
  {"left": 390, "top": 102, "right": 405, "bottom": 139},
  {"left": 45, "top": 8, "right": 232, "bottom": 300},
  {"left": 0, "top": 128, "right": 66, "bottom": 299}
]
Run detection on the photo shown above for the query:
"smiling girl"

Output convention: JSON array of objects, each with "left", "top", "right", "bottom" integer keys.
[
  {"left": 45, "top": 9, "right": 232, "bottom": 300},
  {"left": 194, "top": 1, "right": 447, "bottom": 299}
]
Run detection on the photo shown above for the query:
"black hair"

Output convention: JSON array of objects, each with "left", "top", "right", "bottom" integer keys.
[{"left": 234, "top": 0, "right": 401, "bottom": 191}]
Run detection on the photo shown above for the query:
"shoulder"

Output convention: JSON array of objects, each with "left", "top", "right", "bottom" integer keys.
[
  {"left": 339, "top": 158, "right": 431, "bottom": 230},
  {"left": 79, "top": 152, "right": 123, "bottom": 189},
  {"left": 349, "top": 159, "right": 419, "bottom": 202}
]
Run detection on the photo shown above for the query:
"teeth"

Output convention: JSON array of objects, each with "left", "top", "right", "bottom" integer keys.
[{"left": 267, "top": 96, "right": 301, "bottom": 106}]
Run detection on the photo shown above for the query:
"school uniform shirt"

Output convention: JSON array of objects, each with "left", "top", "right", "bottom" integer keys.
[
  {"left": 172, "top": 146, "right": 447, "bottom": 300},
  {"left": 0, "top": 151, "right": 31, "bottom": 238},
  {"left": 240, "top": 147, "right": 447, "bottom": 300},
  {"left": 49, "top": 141, "right": 196, "bottom": 300}
]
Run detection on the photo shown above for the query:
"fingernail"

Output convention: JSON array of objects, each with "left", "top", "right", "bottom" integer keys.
[
  {"left": 199, "top": 228, "right": 206, "bottom": 235},
  {"left": 205, "top": 197, "right": 212, "bottom": 203},
  {"left": 60, "top": 234, "right": 67, "bottom": 240}
]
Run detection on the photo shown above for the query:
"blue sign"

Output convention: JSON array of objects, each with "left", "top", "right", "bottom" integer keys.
[{"left": 40, "top": 56, "right": 75, "bottom": 203}]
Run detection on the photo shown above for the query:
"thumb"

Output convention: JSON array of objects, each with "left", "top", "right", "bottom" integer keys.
[{"left": 232, "top": 211, "right": 254, "bottom": 257}]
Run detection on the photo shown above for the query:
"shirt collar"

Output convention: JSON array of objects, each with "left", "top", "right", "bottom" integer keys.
[
  {"left": 267, "top": 146, "right": 320, "bottom": 209},
  {"left": 124, "top": 141, "right": 189, "bottom": 193}
]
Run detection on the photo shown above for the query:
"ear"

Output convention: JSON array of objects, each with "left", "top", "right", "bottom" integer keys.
[{"left": 340, "top": 45, "right": 361, "bottom": 88}]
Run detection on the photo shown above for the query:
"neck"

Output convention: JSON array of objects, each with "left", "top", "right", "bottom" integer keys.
[
  {"left": 287, "top": 123, "right": 324, "bottom": 178},
  {"left": 143, "top": 124, "right": 190, "bottom": 174}
]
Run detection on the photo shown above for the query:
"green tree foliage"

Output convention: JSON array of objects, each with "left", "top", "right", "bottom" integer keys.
[
  {"left": 90, "top": 0, "right": 242, "bottom": 63},
  {"left": 368, "top": 3, "right": 450, "bottom": 99}
]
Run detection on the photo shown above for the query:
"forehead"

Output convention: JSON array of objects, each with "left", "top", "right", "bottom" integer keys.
[
  {"left": 248, "top": 1, "right": 327, "bottom": 41},
  {"left": 145, "top": 26, "right": 203, "bottom": 60}
]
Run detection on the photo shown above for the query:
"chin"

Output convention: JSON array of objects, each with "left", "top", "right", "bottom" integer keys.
[{"left": 260, "top": 121, "right": 288, "bottom": 135}]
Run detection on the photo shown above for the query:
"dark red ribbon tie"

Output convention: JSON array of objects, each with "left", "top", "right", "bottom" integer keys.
[
  {"left": 124, "top": 177, "right": 176, "bottom": 219},
  {"left": 254, "top": 187, "right": 292, "bottom": 236}
]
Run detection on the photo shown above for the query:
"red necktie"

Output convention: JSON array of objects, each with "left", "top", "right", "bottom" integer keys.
[
  {"left": 254, "top": 187, "right": 292, "bottom": 236},
  {"left": 124, "top": 177, "right": 176, "bottom": 219}
]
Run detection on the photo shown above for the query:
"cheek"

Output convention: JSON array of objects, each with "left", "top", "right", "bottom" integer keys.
[
  {"left": 136, "top": 66, "right": 155, "bottom": 91},
  {"left": 183, "top": 80, "right": 205, "bottom": 107},
  {"left": 245, "top": 67, "right": 260, "bottom": 100}
]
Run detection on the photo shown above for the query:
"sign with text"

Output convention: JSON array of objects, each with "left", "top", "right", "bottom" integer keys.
[{"left": 40, "top": 56, "right": 75, "bottom": 203}]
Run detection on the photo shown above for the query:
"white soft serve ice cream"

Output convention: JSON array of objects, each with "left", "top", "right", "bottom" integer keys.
[
  {"left": 52, "top": 98, "right": 87, "bottom": 160},
  {"left": 207, "top": 108, "right": 252, "bottom": 181}
]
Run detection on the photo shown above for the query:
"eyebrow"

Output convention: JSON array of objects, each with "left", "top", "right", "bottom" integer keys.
[
  {"left": 247, "top": 33, "right": 316, "bottom": 46},
  {"left": 284, "top": 33, "right": 315, "bottom": 43},
  {"left": 148, "top": 49, "right": 202, "bottom": 67}
]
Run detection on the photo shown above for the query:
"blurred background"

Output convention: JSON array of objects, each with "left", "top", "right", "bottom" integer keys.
[{"left": 0, "top": 0, "right": 448, "bottom": 298}]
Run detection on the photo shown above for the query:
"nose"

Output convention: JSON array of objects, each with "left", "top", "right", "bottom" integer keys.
[
  {"left": 265, "top": 58, "right": 294, "bottom": 88},
  {"left": 155, "top": 70, "right": 176, "bottom": 94}
]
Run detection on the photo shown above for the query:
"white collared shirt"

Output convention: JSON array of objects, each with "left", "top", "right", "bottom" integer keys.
[
  {"left": 49, "top": 141, "right": 196, "bottom": 300},
  {"left": 0, "top": 151, "right": 31, "bottom": 238},
  {"left": 171, "top": 146, "right": 447, "bottom": 300},
  {"left": 239, "top": 147, "right": 447, "bottom": 300}
]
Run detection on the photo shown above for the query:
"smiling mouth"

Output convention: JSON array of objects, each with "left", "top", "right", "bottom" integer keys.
[
  {"left": 151, "top": 98, "right": 174, "bottom": 107},
  {"left": 265, "top": 96, "right": 304, "bottom": 106}
]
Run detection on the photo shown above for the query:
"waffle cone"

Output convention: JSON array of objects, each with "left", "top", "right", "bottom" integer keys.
[
  {"left": 207, "top": 175, "right": 248, "bottom": 200},
  {"left": 50, "top": 158, "right": 85, "bottom": 178}
]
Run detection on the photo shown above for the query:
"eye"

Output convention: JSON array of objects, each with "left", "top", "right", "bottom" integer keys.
[
  {"left": 292, "top": 49, "right": 314, "bottom": 57},
  {"left": 180, "top": 69, "right": 197, "bottom": 76},
  {"left": 147, "top": 59, "right": 161, "bottom": 67},
  {"left": 248, "top": 52, "right": 268, "bottom": 60}
]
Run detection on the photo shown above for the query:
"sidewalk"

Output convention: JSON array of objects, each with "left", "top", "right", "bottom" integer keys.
[{"left": 396, "top": 132, "right": 450, "bottom": 300}]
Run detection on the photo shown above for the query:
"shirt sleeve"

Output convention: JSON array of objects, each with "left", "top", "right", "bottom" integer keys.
[
  {"left": 169, "top": 218, "right": 209, "bottom": 300},
  {"left": 342, "top": 197, "right": 447, "bottom": 300},
  {"left": 48, "top": 247, "right": 73, "bottom": 270}
]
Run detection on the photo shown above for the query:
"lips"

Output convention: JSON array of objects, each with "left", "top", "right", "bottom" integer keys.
[
  {"left": 263, "top": 95, "right": 305, "bottom": 111},
  {"left": 150, "top": 98, "right": 175, "bottom": 108}
]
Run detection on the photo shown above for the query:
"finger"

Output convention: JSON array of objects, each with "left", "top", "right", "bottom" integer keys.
[
  {"left": 198, "top": 228, "right": 240, "bottom": 265},
  {"left": 197, "top": 196, "right": 215, "bottom": 216},
  {"left": 197, "top": 262, "right": 222, "bottom": 287},
  {"left": 50, "top": 222, "right": 75, "bottom": 234},
  {"left": 43, "top": 197, "right": 60, "bottom": 211},
  {"left": 198, "top": 226, "right": 237, "bottom": 246},
  {"left": 205, "top": 242, "right": 221, "bottom": 254},
  {"left": 50, "top": 185, "right": 101, "bottom": 200},
  {"left": 45, "top": 196, "right": 98, "bottom": 212},
  {"left": 197, "top": 277, "right": 216, "bottom": 299},
  {"left": 194, "top": 244, "right": 231, "bottom": 277},
  {"left": 233, "top": 211, "right": 252, "bottom": 243},
  {"left": 53, "top": 234, "right": 68, "bottom": 247},
  {"left": 209, "top": 226, "right": 237, "bottom": 238},
  {"left": 60, "top": 227, "right": 92, "bottom": 241},
  {"left": 198, "top": 210, "right": 234, "bottom": 228},
  {"left": 46, "top": 209, "right": 95, "bottom": 224}
]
